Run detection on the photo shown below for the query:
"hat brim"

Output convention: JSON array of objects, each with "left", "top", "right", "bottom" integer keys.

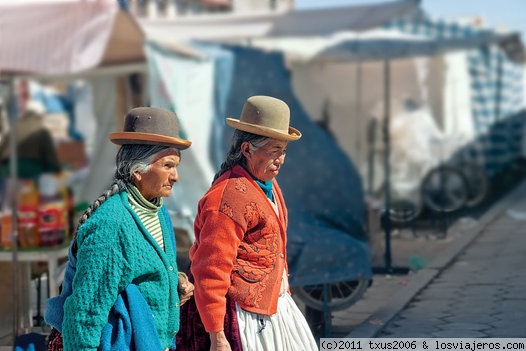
[
  {"left": 109, "top": 132, "right": 191, "bottom": 149},
  {"left": 226, "top": 118, "right": 301, "bottom": 141}
]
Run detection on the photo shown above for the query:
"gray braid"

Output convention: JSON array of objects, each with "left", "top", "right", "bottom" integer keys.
[
  {"left": 74, "top": 179, "right": 127, "bottom": 234},
  {"left": 71, "top": 179, "right": 128, "bottom": 255},
  {"left": 213, "top": 130, "right": 269, "bottom": 183}
]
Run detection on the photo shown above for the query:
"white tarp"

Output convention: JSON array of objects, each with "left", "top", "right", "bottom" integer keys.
[
  {"left": 311, "top": 30, "right": 520, "bottom": 62},
  {"left": 244, "top": 27, "right": 519, "bottom": 63},
  {"left": 146, "top": 42, "right": 218, "bottom": 238},
  {"left": 242, "top": 24, "right": 523, "bottom": 197},
  {"left": 0, "top": 1, "right": 120, "bottom": 75}
]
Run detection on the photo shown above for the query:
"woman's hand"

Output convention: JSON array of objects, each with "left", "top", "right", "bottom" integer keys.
[
  {"left": 209, "top": 331, "right": 231, "bottom": 351},
  {"left": 178, "top": 272, "right": 194, "bottom": 306}
]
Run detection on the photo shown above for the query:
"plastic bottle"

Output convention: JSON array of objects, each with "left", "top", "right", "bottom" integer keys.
[
  {"left": 1, "top": 210, "right": 13, "bottom": 249},
  {"left": 37, "top": 174, "right": 66, "bottom": 247},
  {"left": 17, "top": 179, "right": 40, "bottom": 248},
  {"left": 58, "top": 173, "right": 74, "bottom": 241}
]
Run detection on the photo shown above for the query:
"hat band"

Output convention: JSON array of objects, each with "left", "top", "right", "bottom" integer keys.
[
  {"left": 226, "top": 118, "right": 301, "bottom": 141},
  {"left": 109, "top": 132, "right": 191, "bottom": 149}
]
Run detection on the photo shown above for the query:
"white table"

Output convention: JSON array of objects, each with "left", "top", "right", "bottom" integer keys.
[
  {"left": 0, "top": 243, "right": 69, "bottom": 298},
  {"left": 0, "top": 243, "right": 69, "bottom": 331}
]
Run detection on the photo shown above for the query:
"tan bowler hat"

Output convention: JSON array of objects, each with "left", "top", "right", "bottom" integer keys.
[
  {"left": 226, "top": 95, "right": 301, "bottom": 141},
  {"left": 109, "top": 107, "right": 191, "bottom": 149}
]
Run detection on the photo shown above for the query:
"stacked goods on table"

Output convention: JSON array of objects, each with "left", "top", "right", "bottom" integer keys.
[{"left": 0, "top": 173, "right": 73, "bottom": 249}]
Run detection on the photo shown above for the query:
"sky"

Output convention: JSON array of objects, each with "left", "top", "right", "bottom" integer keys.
[{"left": 294, "top": 0, "right": 526, "bottom": 41}]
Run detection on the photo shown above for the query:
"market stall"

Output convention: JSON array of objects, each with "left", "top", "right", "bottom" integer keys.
[{"left": 0, "top": 0, "right": 146, "bottom": 342}]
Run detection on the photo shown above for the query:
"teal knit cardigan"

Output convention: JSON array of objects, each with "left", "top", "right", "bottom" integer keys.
[{"left": 52, "top": 191, "right": 180, "bottom": 350}]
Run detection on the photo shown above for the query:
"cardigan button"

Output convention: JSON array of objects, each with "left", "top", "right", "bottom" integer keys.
[
  {"left": 175, "top": 302, "right": 180, "bottom": 307},
  {"left": 280, "top": 253, "right": 284, "bottom": 258},
  {"left": 169, "top": 266, "right": 174, "bottom": 271}
]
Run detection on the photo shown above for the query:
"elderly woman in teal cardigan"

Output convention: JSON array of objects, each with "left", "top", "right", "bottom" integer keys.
[{"left": 45, "top": 107, "right": 194, "bottom": 351}]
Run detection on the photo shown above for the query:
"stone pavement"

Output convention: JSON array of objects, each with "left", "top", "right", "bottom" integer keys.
[{"left": 326, "top": 178, "right": 526, "bottom": 339}]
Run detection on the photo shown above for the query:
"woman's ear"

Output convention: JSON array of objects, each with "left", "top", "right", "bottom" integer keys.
[
  {"left": 133, "top": 172, "right": 141, "bottom": 183},
  {"left": 241, "top": 141, "right": 251, "bottom": 158}
]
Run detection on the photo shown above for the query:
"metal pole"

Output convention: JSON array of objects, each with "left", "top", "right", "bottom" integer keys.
[
  {"left": 372, "top": 60, "right": 409, "bottom": 276},
  {"left": 322, "top": 283, "right": 331, "bottom": 338},
  {"left": 355, "top": 60, "right": 363, "bottom": 177},
  {"left": 5, "top": 75, "right": 20, "bottom": 343},
  {"left": 382, "top": 59, "right": 392, "bottom": 271}
]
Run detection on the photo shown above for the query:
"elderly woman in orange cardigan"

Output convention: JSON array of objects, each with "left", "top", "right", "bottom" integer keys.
[{"left": 177, "top": 96, "right": 318, "bottom": 351}]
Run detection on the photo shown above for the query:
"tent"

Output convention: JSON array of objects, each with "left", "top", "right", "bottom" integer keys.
[
  {"left": 141, "top": 18, "right": 525, "bottom": 214},
  {"left": 306, "top": 18, "right": 525, "bottom": 211},
  {"left": 243, "top": 16, "right": 525, "bottom": 271},
  {"left": 138, "top": 0, "right": 525, "bottom": 313},
  {"left": 140, "top": 0, "right": 427, "bottom": 289},
  {"left": 0, "top": 0, "right": 150, "bottom": 341},
  {"left": 0, "top": 1, "right": 144, "bottom": 75},
  {"left": 244, "top": 22, "right": 524, "bottom": 177}
]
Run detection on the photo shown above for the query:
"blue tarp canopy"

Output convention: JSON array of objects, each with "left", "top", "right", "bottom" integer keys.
[
  {"left": 144, "top": 2, "right": 525, "bottom": 286},
  {"left": 143, "top": 1, "right": 435, "bottom": 287},
  {"left": 146, "top": 41, "right": 373, "bottom": 287}
]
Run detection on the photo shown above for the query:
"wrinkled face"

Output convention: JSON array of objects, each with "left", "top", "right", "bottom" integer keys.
[
  {"left": 133, "top": 149, "right": 181, "bottom": 201},
  {"left": 242, "top": 139, "right": 288, "bottom": 182}
]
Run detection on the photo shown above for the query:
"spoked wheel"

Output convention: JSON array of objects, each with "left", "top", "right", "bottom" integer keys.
[
  {"left": 293, "top": 279, "right": 370, "bottom": 312},
  {"left": 421, "top": 165, "right": 468, "bottom": 212},
  {"left": 374, "top": 184, "right": 423, "bottom": 224},
  {"left": 388, "top": 198, "right": 423, "bottom": 224},
  {"left": 459, "top": 162, "right": 490, "bottom": 207}
]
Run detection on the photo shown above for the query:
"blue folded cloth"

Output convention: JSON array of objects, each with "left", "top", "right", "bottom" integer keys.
[
  {"left": 15, "top": 345, "right": 34, "bottom": 351},
  {"left": 14, "top": 332, "right": 45, "bottom": 351},
  {"left": 99, "top": 284, "right": 162, "bottom": 351}
]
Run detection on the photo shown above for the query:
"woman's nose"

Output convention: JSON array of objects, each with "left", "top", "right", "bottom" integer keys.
[{"left": 170, "top": 168, "right": 179, "bottom": 182}]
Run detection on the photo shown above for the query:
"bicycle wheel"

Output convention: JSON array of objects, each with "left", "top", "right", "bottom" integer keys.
[
  {"left": 374, "top": 183, "right": 423, "bottom": 224},
  {"left": 460, "top": 162, "right": 490, "bottom": 207},
  {"left": 293, "top": 279, "right": 370, "bottom": 312},
  {"left": 388, "top": 198, "right": 423, "bottom": 224},
  {"left": 421, "top": 165, "right": 468, "bottom": 212}
]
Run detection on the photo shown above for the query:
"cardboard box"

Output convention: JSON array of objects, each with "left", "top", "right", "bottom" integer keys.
[{"left": 57, "top": 140, "right": 87, "bottom": 170}]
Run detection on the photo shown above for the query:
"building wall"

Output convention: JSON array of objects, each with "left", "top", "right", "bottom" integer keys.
[{"left": 127, "top": 0, "right": 293, "bottom": 19}]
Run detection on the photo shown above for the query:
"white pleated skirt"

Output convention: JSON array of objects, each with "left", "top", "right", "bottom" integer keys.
[{"left": 236, "top": 293, "right": 318, "bottom": 351}]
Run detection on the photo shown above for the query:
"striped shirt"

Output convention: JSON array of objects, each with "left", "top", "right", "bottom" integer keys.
[{"left": 128, "top": 185, "right": 164, "bottom": 250}]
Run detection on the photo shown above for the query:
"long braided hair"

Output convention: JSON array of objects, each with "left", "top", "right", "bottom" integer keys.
[
  {"left": 71, "top": 144, "right": 180, "bottom": 253},
  {"left": 213, "top": 130, "right": 270, "bottom": 183}
]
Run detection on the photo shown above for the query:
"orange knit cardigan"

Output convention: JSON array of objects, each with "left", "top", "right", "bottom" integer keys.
[{"left": 189, "top": 164, "right": 289, "bottom": 333}]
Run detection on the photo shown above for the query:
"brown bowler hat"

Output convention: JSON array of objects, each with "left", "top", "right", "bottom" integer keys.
[
  {"left": 226, "top": 95, "right": 301, "bottom": 141},
  {"left": 109, "top": 107, "right": 191, "bottom": 149}
]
